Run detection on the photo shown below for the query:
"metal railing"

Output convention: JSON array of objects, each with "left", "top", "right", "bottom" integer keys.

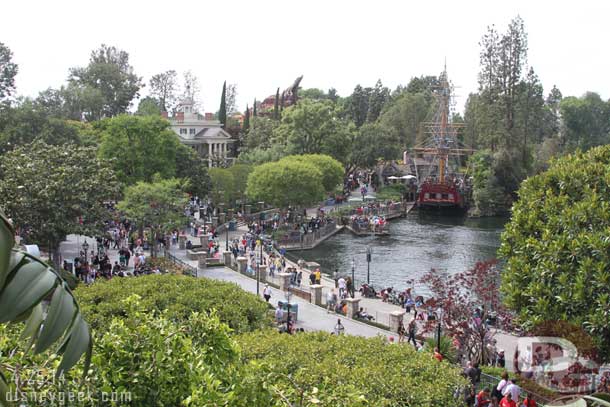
[{"left": 164, "top": 250, "right": 198, "bottom": 277}]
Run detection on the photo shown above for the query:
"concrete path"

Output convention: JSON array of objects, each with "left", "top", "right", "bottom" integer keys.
[{"left": 200, "top": 267, "right": 394, "bottom": 338}]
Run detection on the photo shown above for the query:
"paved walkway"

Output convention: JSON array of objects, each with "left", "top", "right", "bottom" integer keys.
[{"left": 200, "top": 267, "right": 394, "bottom": 338}]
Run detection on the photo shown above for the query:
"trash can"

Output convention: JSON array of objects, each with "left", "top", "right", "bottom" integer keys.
[
  {"left": 229, "top": 220, "right": 236, "bottom": 231},
  {"left": 277, "top": 300, "right": 298, "bottom": 322}
]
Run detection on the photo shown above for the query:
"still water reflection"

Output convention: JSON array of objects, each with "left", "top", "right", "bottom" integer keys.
[{"left": 285, "top": 213, "right": 506, "bottom": 296}]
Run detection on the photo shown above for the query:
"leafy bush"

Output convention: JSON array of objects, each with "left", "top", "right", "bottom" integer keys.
[
  {"left": 237, "top": 330, "right": 468, "bottom": 406},
  {"left": 499, "top": 145, "right": 610, "bottom": 361},
  {"left": 480, "top": 365, "right": 507, "bottom": 378},
  {"left": 0, "top": 296, "right": 256, "bottom": 406},
  {"left": 425, "top": 335, "right": 459, "bottom": 364},
  {"left": 375, "top": 184, "right": 406, "bottom": 201},
  {"left": 74, "top": 274, "right": 271, "bottom": 334}
]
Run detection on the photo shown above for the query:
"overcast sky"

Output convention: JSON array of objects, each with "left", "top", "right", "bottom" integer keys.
[{"left": 2, "top": 0, "right": 608, "bottom": 114}]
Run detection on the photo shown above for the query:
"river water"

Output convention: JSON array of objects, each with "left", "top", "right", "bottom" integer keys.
[{"left": 285, "top": 213, "right": 506, "bottom": 296}]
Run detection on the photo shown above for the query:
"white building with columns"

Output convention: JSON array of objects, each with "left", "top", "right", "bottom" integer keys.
[{"left": 165, "top": 97, "right": 234, "bottom": 167}]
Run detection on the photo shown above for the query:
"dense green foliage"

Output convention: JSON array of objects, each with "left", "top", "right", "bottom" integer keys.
[
  {"left": 375, "top": 184, "right": 406, "bottom": 201},
  {"left": 117, "top": 178, "right": 189, "bottom": 239},
  {"left": 219, "top": 80, "right": 227, "bottom": 126},
  {"left": 469, "top": 150, "right": 508, "bottom": 216},
  {"left": 74, "top": 274, "right": 271, "bottom": 333},
  {"left": 274, "top": 99, "right": 353, "bottom": 163},
  {"left": 148, "top": 70, "right": 178, "bottom": 112},
  {"left": 349, "top": 123, "right": 401, "bottom": 171},
  {"left": 175, "top": 143, "right": 211, "bottom": 198},
  {"left": 2, "top": 269, "right": 467, "bottom": 406},
  {"left": 245, "top": 154, "right": 344, "bottom": 207},
  {"left": 0, "top": 141, "right": 120, "bottom": 260},
  {"left": 238, "top": 330, "right": 467, "bottom": 406},
  {"left": 0, "top": 212, "right": 92, "bottom": 402},
  {"left": 499, "top": 145, "right": 610, "bottom": 360},
  {"left": 246, "top": 158, "right": 325, "bottom": 208},
  {"left": 0, "top": 42, "right": 18, "bottom": 100},
  {"left": 98, "top": 114, "right": 181, "bottom": 185},
  {"left": 281, "top": 154, "right": 344, "bottom": 193},
  {"left": 68, "top": 44, "right": 143, "bottom": 120}
]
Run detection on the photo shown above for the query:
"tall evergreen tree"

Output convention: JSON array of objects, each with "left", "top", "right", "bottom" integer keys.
[
  {"left": 366, "top": 79, "right": 390, "bottom": 123},
  {"left": 274, "top": 87, "right": 280, "bottom": 120},
  {"left": 243, "top": 105, "right": 250, "bottom": 133},
  {"left": 253, "top": 99, "right": 257, "bottom": 117},
  {"left": 219, "top": 81, "right": 227, "bottom": 128}
]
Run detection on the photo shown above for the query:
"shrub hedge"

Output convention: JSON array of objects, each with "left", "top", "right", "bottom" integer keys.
[
  {"left": 237, "top": 330, "right": 468, "bottom": 406},
  {"left": 74, "top": 274, "right": 271, "bottom": 334}
]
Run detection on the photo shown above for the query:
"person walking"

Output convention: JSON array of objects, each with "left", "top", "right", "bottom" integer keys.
[
  {"left": 263, "top": 284, "right": 272, "bottom": 302},
  {"left": 407, "top": 318, "right": 418, "bottom": 348},
  {"left": 398, "top": 320, "right": 406, "bottom": 343},
  {"left": 334, "top": 318, "right": 345, "bottom": 335},
  {"left": 275, "top": 306, "right": 284, "bottom": 325},
  {"left": 338, "top": 276, "right": 346, "bottom": 298},
  {"left": 327, "top": 289, "right": 337, "bottom": 313}
]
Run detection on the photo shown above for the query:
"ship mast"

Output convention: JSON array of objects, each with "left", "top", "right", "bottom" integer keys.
[{"left": 412, "top": 64, "right": 472, "bottom": 184}]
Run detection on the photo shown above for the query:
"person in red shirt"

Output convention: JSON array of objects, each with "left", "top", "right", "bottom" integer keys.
[
  {"left": 476, "top": 388, "right": 491, "bottom": 407},
  {"left": 499, "top": 393, "right": 516, "bottom": 407},
  {"left": 522, "top": 394, "right": 537, "bottom": 407},
  {"left": 433, "top": 347, "right": 443, "bottom": 362}
]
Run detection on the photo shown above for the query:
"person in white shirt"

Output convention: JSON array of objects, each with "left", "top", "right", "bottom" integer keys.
[
  {"left": 263, "top": 284, "right": 272, "bottom": 302},
  {"left": 502, "top": 378, "right": 521, "bottom": 403},
  {"left": 274, "top": 307, "right": 284, "bottom": 324},
  {"left": 338, "top": 277, "right": 346, "bottom": 298}
]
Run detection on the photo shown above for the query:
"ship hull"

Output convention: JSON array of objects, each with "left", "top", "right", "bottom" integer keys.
[{"left": 417, "top": 182, "right": 468, "bottom": 211}]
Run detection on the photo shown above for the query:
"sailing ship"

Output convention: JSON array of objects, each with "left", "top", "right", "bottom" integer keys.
[{"left": 406, "top": 66, "right": 474, "bottom": 211}]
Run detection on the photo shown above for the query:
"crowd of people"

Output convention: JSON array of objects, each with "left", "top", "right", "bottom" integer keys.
[{"left": 66, "top": 218, "right": 161, "bottom": 283}]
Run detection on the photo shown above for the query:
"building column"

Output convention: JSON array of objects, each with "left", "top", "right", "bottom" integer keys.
[
  {"left": 221, "top": 143, "right": 225, "bottom": 157},
  {"left": 208, "top": 143, "right": 212, "bottom": 167}
]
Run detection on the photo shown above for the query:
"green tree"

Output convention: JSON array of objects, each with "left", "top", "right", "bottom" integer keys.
[
  {"left": 559, "top": 92, "right": 610, "bottom": 151},
  {"left": 349, "top": 123, "right": 400, "bottom": 171},
  {"left": 273, "top": 87, "right": 280, "bottom": 120},
  {"left": 499, "top": 145, "right": 610, "bottom": 361},
  {"left": 280, "top": 154, "right": 343, "bottom": 193},
  {"left": 244, "top": 116, "right": 278, "bottom": 151},
  {"left": 379, "top": 92, "right": 433, "bottom": 148},
  {"left": 236, "top": 143, "right": 287, "bottom": 166},
  {"left": 209, "top": 167, "right": 236, "bottom": 205},
  {"left": 243, "top": 105, "right": 250, "bottom": 133},
  {"left": 225, "top": 83, "right": 238, "bottom": 115},
  {"left": 149, "top": 70, "right": 178, "bottom": 112},
  {"left": 0, "top": 42, "right": 18, "bottom": 100},
  {"left": 58, "top": 82, "right": 106, "bottom": 121},
  {"left": 366, "top": 79, "right": 390, "bottom": 123},
  {"left": 274, "top": 99, "right": 352, "bottom": 164},
  {"left": 253, "top": 98, "right": 257, "bottom": 117},
  {"left": 347, "top": 84, "right": 372, "bottom": 127},
  {"left": 117, "top": 178, "right": 189, "bottom": 249},
  {"left": 246, "top": 158, "right": 324, "bottom": 208},
  {"left": 136, "top": 96, "right": 161, "bottom": 116},
  {"left": 228, "top": 164, "right": 253, "bottom": 206},
  {"left": 98, "top": 114, "right": 181, "bottom": 185},
  {"left": 468, "top": 150, "right": 506, "bottom": 216},
  {"left": 0, "top": 99, "right": 82, "bottom": 152},
  {"left": 0, "top": 141, "right": 120, "bottom": 264},
  {"left": 175, "top": 144, "right": 211, "bottom": 199},
  {"left": 219, "top": 80, "right": 227, "bottom": 127},
  {"left": 69, "top": 44, "right": 143, "bottom": 118}
]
